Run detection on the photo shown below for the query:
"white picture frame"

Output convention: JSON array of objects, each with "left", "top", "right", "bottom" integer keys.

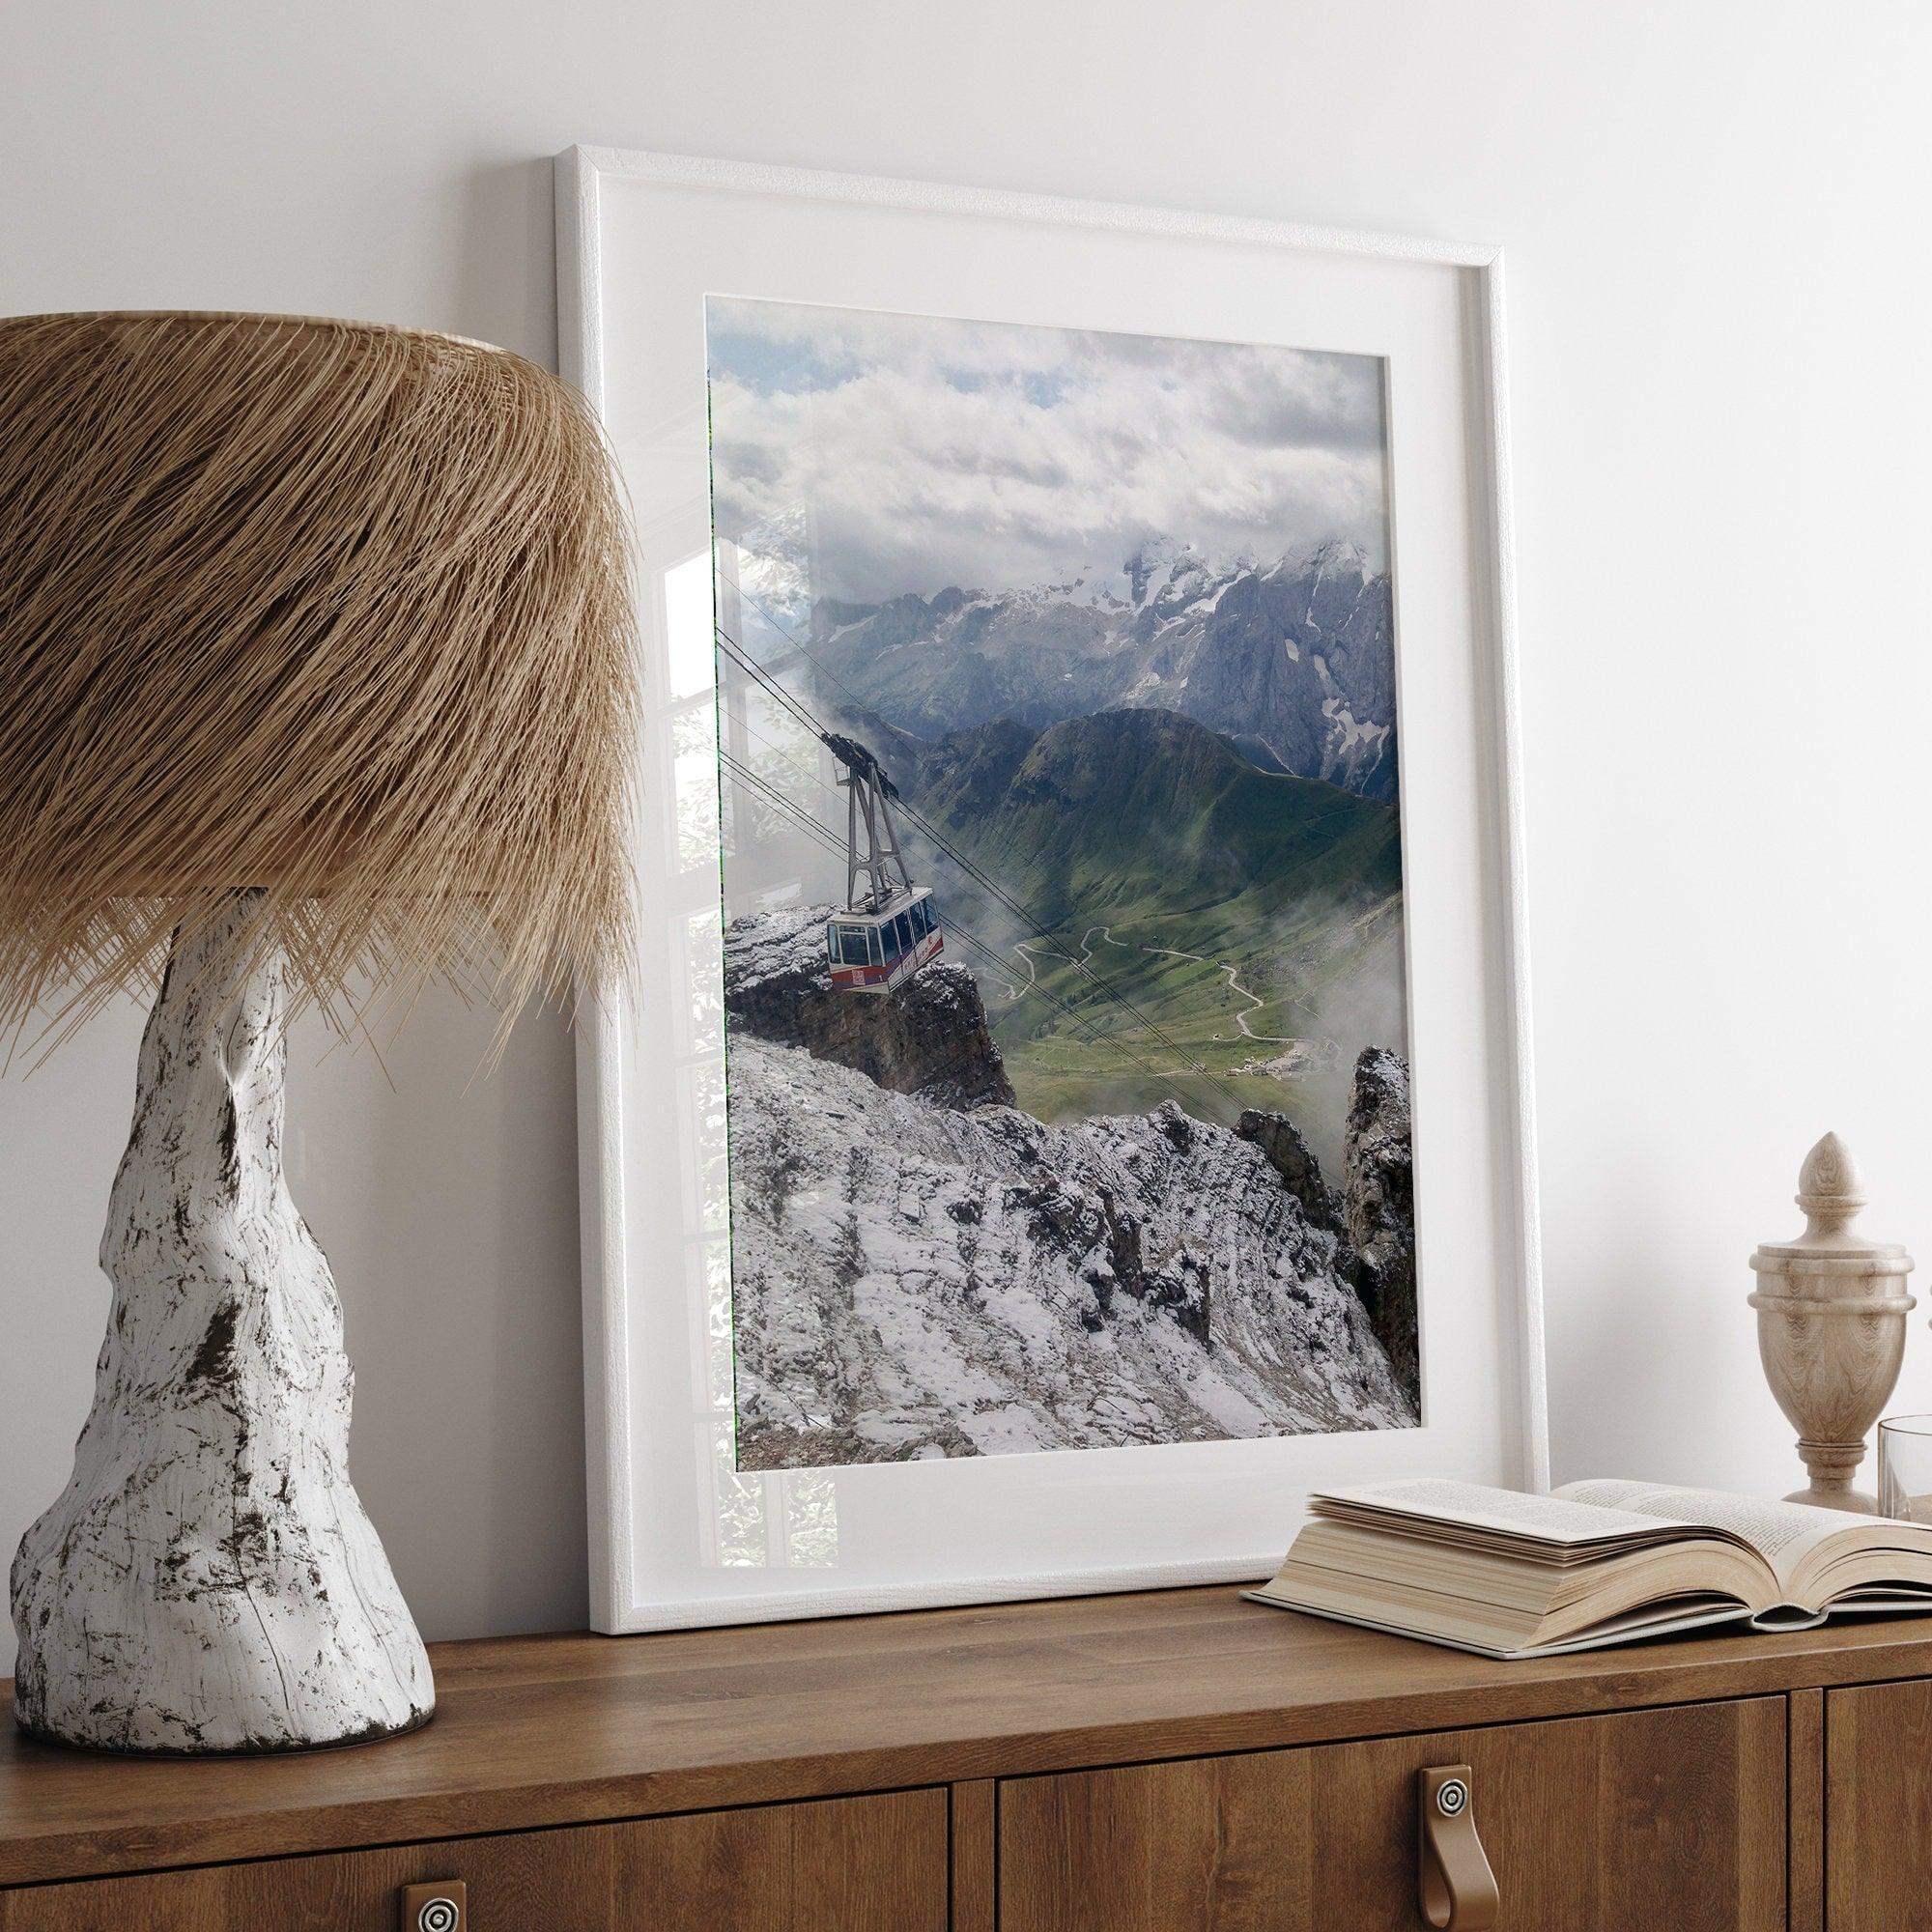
[{"left": 557, "top": 144, "right": 1548, "bottom": 1634}]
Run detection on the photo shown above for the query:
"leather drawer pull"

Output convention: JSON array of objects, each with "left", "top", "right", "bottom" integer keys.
[
  {"left": 1417, "top": 1765, "right": 1499, "bottom": 1930},
  {"left": 400, "top": 1880, "right": 467, "bottom": 1931}
]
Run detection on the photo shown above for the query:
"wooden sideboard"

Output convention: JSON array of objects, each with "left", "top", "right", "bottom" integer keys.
[{"left": 5, "top": 1585, "right": 1932, "bottom": 1929}]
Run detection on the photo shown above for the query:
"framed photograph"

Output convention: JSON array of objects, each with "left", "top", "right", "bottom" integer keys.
[{"left": 557, "top": 146, "right": 1547, "bottom": 1633}]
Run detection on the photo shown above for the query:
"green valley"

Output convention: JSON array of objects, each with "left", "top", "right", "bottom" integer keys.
[{"left": 896, "top": 708, "right": 1407, "bottom": 1169}]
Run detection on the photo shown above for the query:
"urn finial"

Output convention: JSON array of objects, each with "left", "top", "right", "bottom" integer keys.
[
  {"left": 1797, "top": 1130, "right": 1866, "bottom": 1228},
  {"left": 1749, "top": 1132, "right": 1915, "bottom": 1514}
]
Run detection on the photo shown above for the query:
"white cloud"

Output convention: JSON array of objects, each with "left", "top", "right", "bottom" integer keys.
[{"left": 707, "top": 298, "right": 1391, "bottom": 605}]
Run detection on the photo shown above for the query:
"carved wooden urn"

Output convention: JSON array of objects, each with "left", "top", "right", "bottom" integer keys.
[{"left": 1749, "top": 1133, "right": 1915, "bottom": 1514}]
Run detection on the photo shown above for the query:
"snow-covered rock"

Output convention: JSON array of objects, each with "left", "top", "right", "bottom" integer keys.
[{"left": 725, "top": 1033, "right": 1416, "bottom": 1468}]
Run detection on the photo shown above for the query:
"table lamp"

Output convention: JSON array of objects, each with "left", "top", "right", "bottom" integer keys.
[{"left": 0, "top": 311, "right": 638, "bottom": 1753}]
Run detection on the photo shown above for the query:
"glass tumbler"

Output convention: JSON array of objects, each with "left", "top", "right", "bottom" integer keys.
[{"left": 1877, "top": 1414, "right": 1932, "bottom": 1521}]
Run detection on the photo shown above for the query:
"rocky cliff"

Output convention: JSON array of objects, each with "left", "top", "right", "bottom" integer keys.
[
  {"left": 1241, "top": 1048, "right": 1420, "bottom": 1411},
  {"left": 1344, "top": 1046, "right": 1419, "bottom": 1406},
  {"left": 724, "top": 901, "right": 1015, "bottom": 1110},
  {"left": 722, "top": 907, "right": 1417, "bottom": 1467},
  {"left": 1236, "top": 1108, "right": 1347, "bottom": 1235}
]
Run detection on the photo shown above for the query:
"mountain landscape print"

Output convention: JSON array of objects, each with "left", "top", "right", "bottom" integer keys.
[{"left": 707, "top": 297, "right": 1420, "bottom": 1469}]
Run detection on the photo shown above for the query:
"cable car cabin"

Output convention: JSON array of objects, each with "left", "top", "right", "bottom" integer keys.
[{"left": 826, "top": 888, "right": 943, "bottom": 994}]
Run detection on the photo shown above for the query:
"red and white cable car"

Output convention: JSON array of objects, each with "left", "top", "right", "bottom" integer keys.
[
  {"left": 820, "top": 731, "right": 945, "bottom": 995},
  {"left": 826, "top": 885, "right": 943, "bottom": 993}
]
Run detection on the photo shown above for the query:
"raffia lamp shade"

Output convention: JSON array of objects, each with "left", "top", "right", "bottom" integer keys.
[
  {"left": 0, "top": 312, "right": 639, "bottom": 1755},
  {"left": 0, "top": 310, "right": 639, "bottom": 1039}
]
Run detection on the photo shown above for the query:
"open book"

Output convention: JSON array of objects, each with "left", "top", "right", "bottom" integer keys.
[{"left": 1245, "top": 1477, "right": 1932, "bottom": 1659}]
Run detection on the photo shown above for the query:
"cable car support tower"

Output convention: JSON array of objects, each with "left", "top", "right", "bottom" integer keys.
[
  {"left": 818, "top": 732, "right": 942, "bottom": 994},
  {"left": 825, "top": 732, "right": 911, "bottom": 913}
]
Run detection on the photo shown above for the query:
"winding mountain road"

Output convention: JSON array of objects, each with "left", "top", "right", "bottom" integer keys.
[
  {"left": 999, "top": 923, "right": 1330, "bottom": 1062},
  {"left": 1136, "top": 942, "right": 1300, "bottom": 1044}
]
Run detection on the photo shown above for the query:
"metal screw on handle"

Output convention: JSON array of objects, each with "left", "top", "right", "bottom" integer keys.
[{"left": 1417, "top": 1765, "right": 1499, "bottom": 1931}]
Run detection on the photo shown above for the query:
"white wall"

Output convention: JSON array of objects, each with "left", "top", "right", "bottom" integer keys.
[{"left": 5, "top": 0, "right": 1932, "bottom": 1676}]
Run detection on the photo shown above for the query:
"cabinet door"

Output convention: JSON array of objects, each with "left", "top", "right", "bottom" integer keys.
[
  {"left": 1826, "top": 1678, "right": 1932, "bottom": 1930},
  {"left": 1001, "top": 1697, "right": 1785, "bottom": 1932},
  {"left": 0, "top": 1787, "right": 946, "bottom": 1932}
]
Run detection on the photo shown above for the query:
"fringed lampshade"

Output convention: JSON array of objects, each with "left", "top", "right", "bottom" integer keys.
[
  {"left": 0, "top": 311, "right": 638, "bottom": 1040},
  {"left": 0, "top": 313, "right": 639, "bottom": 1754}
]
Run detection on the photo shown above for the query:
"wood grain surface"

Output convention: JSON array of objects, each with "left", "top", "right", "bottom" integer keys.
[
  {"left": 1825, "top": 1676, "right": 1932, "bottom": 1930},
  {"left": 1787, "top": 1689, "right": 1824, "bottom": 1932},
  {"left": 6, "top": 1588, "right": 1932, "bottom": 1889},
  {"left": 950, "top": 1780, "right": 996, "bottom": 1932},
  {"left": 1001, "top": 1698, "right": 1786, "bottom": 1931},
  {"left": 0, "top": 1789, "right": 945, "bottom": 1931}
]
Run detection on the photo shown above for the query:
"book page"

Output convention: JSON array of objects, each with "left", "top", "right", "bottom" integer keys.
[
  {"left": 1313, "top": 1478, "right": 1678, "bottom": 1548},
  {"left": 1247, "top": 1591, "right": 1761, "bottom": 1662},
  {"left": 1553, "top": 1480, "right": 1851, "bottom": 1580}
]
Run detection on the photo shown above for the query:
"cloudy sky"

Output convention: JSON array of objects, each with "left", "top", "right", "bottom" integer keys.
[{"left": 706, "top": 298, "right": 1391, "bottom": 606}]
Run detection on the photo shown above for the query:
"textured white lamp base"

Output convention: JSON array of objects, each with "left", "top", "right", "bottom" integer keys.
[{"left": 10, "top": 895, "right": 434, "bottom": 1753}]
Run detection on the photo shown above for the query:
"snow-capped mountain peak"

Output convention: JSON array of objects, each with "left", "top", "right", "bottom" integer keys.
[
  {"left": 729, "top": 504, "right": 812, "bottom": 640},
  {"left": 1123, "top": 534, "right": 1226, "bottom": 609},
  {"left": 802, "top": 541, "right": 1399, "bottom": 800},
  {"left": 1302, "top": 535, "right": 1373, "bottom": 581}
]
